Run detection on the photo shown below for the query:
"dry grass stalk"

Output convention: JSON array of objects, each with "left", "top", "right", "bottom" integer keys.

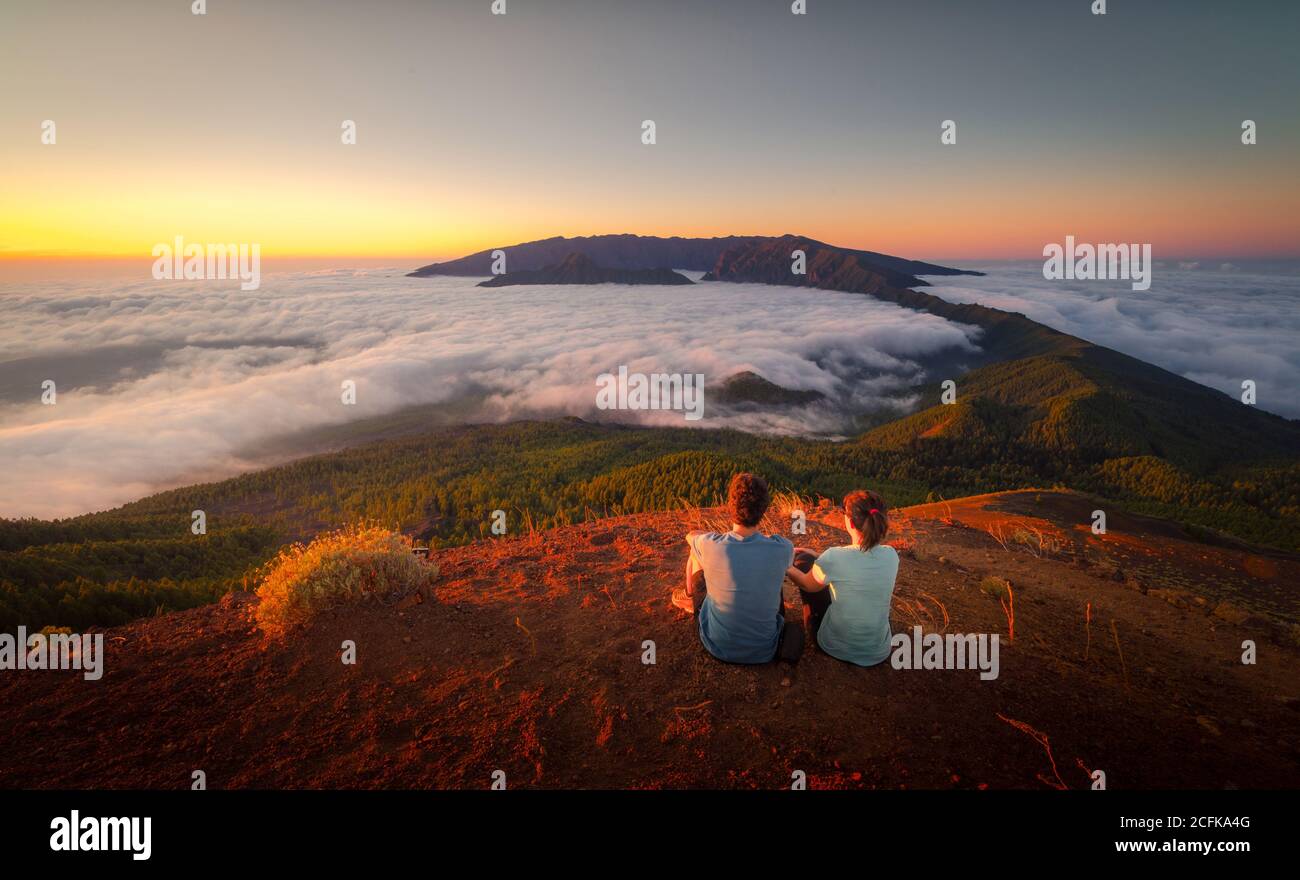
[
  {"left": 515, "top": 616, "right": 537, "bottom": 655},
  {"left": 997, "top": 713, "right": 1068, "bottom": 790},
  {"left": 1083, "top": 601, "right": 1092, "bottom": 662},
  {"left": 1000, "top": 582, "right": 1016, "bottom": 644},
  {"left": 1111, "top": 619, "right": 1130, "bottom": 689}
]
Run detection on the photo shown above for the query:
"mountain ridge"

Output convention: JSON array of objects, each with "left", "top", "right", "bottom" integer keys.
[
  {"left": 407, "top": 233, "right": 983, "bottom": 285},
  {"left": 476, "top": 253, "right": 693, "bottom": 287}
]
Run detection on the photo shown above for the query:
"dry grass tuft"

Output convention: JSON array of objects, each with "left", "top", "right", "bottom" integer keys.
[
  {"left": 889, "top": 536, "right": 918, "bottom": 559},
  {"left": 254, "top": 524, "right": 438, "bottom": 637},
  {"left": 979, "top": 575, "right": 1011, "bottom": 599},
  {"left": 1010, "top": 524, "right": 1062, "bottom": 558},
  {"left": 986, "top": 519, "right": 1064, "bottom": 558},
  {"left": 979, "top": 577, "right": 1015, "bottom": 642}
]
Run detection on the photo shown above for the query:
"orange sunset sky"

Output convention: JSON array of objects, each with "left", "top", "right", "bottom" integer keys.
[{"left": 3, "top": 0, "right": 1298, "bottom": 273}]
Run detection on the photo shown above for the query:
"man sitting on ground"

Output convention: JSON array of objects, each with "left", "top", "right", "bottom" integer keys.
[{"left": 672, "top": 472, "right": 803, "bottom": 664}]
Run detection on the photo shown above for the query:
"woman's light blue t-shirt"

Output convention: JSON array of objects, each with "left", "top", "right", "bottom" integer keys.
[{"left": 814, "top": 544, "right": 899, "bottom": 667}]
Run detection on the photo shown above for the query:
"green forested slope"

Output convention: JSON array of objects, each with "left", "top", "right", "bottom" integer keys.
[{"left": 4, "top": 379, "right": 1297, "bottom": 631}]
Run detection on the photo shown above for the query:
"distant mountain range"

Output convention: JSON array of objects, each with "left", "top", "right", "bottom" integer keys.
[
  {"left": 408, "top": 233, "right": 983, "bottom": 286},
  {"left": 477, "top": 253, "right": 693, "bottom": 287}
]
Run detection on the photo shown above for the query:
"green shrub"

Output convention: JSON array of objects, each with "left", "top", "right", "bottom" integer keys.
[{"left": 979, "top": 575, "right": 1011, "bottom": 599}]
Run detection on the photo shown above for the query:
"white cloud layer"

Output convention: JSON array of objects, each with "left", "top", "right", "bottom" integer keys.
[
  {"left": 925, "top": 262, "right": 1300, "bottom": 420},
  {"left": 0, "top": 271, "right": 979, "bottom": 518}
]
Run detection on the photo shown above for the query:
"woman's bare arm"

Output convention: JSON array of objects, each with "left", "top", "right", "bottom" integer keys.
[{"left": 786, "top": 563, "right": 828, "bottom": 592}]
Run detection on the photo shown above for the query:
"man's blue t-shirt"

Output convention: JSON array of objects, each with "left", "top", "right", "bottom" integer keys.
[{"left": 689, "top": 531, "right": 794, "bottom": 664}]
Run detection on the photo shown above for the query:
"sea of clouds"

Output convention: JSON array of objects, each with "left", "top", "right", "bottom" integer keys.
[
  {"left": 0, "top": 271, "right": 980, "bottom": 518},
  {"left": 925, "top": 261, "right": 1300, "bottom": 420}
]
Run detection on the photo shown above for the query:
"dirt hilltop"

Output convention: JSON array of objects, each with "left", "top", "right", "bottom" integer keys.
[{"left": 2, "top": 490, "right": 1297, "bottom": 789}]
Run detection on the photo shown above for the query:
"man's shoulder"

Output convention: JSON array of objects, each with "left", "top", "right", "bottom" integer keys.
[{"left": 761, "top": 534, "right": 794, "bottom": 565}]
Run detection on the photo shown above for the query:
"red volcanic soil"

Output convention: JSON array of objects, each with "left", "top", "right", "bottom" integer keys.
[{"left": 2, "top": 490, "right": 1298, "bottom": 789}]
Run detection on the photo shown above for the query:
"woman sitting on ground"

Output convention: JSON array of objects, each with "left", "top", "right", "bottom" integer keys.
[{"left": 785, "top": 490, "right": 898, "bottom": 667}]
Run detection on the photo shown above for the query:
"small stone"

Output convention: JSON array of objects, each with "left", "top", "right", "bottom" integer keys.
[
  {"left": 1149, "top": 588, "right": 1190, "bottom": 609},
  {"left": 1212, "top": 602, "right": 1252, "bottom": 625},
  {"left": 780, "top": 677, "right": 791, "bottom": 687}
]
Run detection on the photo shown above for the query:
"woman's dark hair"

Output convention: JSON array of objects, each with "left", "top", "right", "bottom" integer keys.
[
  {"left": 728, "top": 472, "right": 771, "bottom": 528},
  {"left": 844, "top": 489, "right": 888, "bottom": 550}
]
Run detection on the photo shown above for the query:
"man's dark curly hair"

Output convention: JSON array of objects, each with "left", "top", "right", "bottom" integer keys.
[{"left": 727, "top": 472, "right": 771, "bottom": 528}]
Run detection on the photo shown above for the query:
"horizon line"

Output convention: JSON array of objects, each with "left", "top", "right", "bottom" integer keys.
[{"left": 5, "top": 244, "right": 1300, "bottom": 267}]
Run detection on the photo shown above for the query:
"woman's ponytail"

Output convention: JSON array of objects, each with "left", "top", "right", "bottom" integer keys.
[{"left": 844, "top": 489, "right": 888, "bottom": 550}]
